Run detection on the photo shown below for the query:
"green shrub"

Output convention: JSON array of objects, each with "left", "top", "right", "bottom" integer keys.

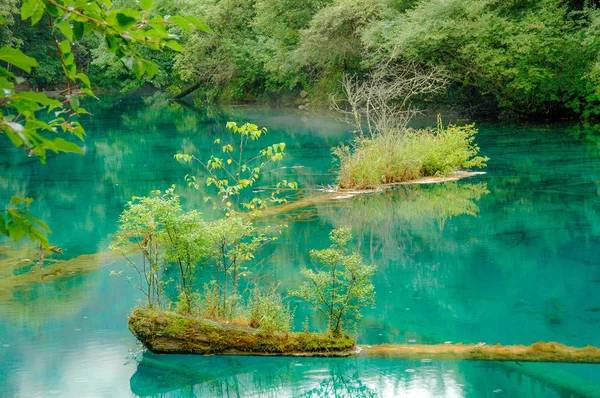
[
  {"left": 289, "top": 227, "right": 376, "bottom": 337},
  {"left": 334, "top": 123, "right": 488, "bottom": 189},
  {"left": 248, "top": 286, "right": 294, "bottom": 333},
  {"left": 176, "top": 291, "right": 201, "bottom": 315},
  {"left": 197, "top": 280, "right": 223, "bottom": 319}
]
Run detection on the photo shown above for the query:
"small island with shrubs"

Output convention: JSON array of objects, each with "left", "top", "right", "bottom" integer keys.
[
  {"left": 113, "top": 123, "right": 377, "bottom": 355},
  {"left": 123, "top": 223, "right": 375, "bottom": 356},
  {"left": 331, "top": 64, "right": 488, "bottom": 190}
]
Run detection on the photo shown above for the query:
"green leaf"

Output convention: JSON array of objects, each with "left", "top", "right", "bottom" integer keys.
[
  {"left": 0, "top": 47, "right": 38, "bottom": 73},
  {"left": 81, "top": 87, "right": 97, "bottom": 98},
  {"left": 21, "top": 211, "right": 50, "bottom": 232},
  {"left": 58, "top": 40, "right": 70, "bottom": 54},
  {"left": 132, "top": 57, "right": 144, "bottom": 78},
  {"left": 120, "top": 56, "right": 134, "bottom": 70},
  {"left": 167, "top": 15, "right": 192, "bottom": 32},
  {"left": 105, "top": 35, "right": 119, "bottom": 52},
  {"left": 186, "top": 16, "right": 212, "bottom": 33},
  {"left": 57, "top": 20, "right": 74, "bottom": 42},
  {"left": 145, "top": 26, "right": 168, "bottom": 41},
  {"left": 4, "top": 128, "right": 24, "bottom": 147},
  {"left": 116, "top": 13, "right": 137, "bottom": 29},
  {"left": 25, "top": 119, "right": 55, "bottom": 132},
  {"left": 62, "top": 52, "right": 75, "bottom": 66},
  {"left": 21, "top": 0, "right": 40, "bottom": 21},
  {"left": 73, "top": 21, "right": 84, "bottom": 40},
  {"left": 7, "top": 221, "right": 26, "bottom": 242},
  {"left": 45, "top": 1, "right": 59, "bottom": 16},
  {"left": 52, "top": 138, "right": 84, "bottom": 155},
  {"left": 65, "top": 62, "right": 76, "bottom": 77},
  {"left": 164, "top": 40, "right": 184, "bottom": 52},
  {"left": 76, "top": 72, "right": 91, "bottom": 88},
  {"left": 69, "top": 94, "right": 80, "bottom": 111},
  {"left": 31, "top": 1, "right": 45, "bottom": 25},
  {"left": 10, "top": 196, "right": 27, "bottom": 206},
  {"left": 17, "top": 91, "right": 62, "bottom": 109},
  {"left": 139, "top": 0, "right": 153, "bottom": 11},
  {"left": 107, "top": 9, "right": 141, "bottom": 31}
]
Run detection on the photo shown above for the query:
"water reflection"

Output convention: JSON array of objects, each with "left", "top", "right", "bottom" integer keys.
[
  {"left": 129, "top": 352, "right": 595, "bottom": 398},
  {"left": 320, "top": 182, "right": 489, "bottom": 263},
  {"left": 129, "top": 353, "right": 465, "bottom": 397},
  {"left": 0, "top": 95, "right": 350, "bottom": 257}
]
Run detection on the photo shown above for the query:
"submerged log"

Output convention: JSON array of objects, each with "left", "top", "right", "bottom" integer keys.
[
  {"left": 356, "top": 342, "right": 600, "bottom": 364},
  {"left": 0, "top": 245, "right": 126, "bottom": 301},
  {"left": 259, "top": 171, "right": 486, "bottom": 218},
  {"left": 128, "top": 308, "right": 356, "bottom": 356},
  {"left": 130, "top": 309, "right": 600, "bottom": 363},
  {"left": 172, "top": 83, "right": 202, "bottom": 100}
]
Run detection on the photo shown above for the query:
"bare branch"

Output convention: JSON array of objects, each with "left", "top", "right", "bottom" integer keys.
[{"left": 331, "top": 60, "right": 448, "bottom": 137}]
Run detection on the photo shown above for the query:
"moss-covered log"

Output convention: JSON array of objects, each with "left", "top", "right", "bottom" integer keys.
[
  {"left": 357, "top": 342, "right": 600, "bottom": 364},
  {"left": 128, "top": 308, "right": 356, "bottom": 356},
  {"left": 130, "top": 309, "right": 600, "bottom": 363}
]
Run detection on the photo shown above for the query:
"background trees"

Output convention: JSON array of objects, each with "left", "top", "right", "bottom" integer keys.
[
  {"left": 365, "top": 0, "right": 598, "bottom": 117},
  {"left": 4, "top": 0, "right": 600, "bottom": 118}
]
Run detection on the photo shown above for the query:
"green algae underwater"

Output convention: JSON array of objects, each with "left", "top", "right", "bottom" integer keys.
[{"left": 1, "top": 95, "right": 600, "bottom": 397}]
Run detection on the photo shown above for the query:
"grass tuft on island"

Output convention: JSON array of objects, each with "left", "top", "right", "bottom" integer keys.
[
  {"left": 128, "top": 308, "right": 356, "bottom": 356},
  {"left": 334, "top": 123, "right": 488, "bottom": 190}
]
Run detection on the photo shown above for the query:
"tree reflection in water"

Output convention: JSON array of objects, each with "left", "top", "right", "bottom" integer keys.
[{"left": 130, "top": 352, "right": 467, "bottom": 398}]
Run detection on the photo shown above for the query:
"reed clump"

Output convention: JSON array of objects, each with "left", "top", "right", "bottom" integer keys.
[{"left": 334, "top": 124, "right": 488, "bottom": 190}]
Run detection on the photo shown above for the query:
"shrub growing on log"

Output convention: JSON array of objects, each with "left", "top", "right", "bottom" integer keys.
[{"left": 290, "top": 227, "right": 376, "bottom": 337}]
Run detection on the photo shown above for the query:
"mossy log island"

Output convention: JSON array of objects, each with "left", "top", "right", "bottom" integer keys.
[
  {"left": 129, "top": 309, "right": 600, "bottom": 363},
  {"left": 129, "top": 308, "right": 355, "bottom": 356}
]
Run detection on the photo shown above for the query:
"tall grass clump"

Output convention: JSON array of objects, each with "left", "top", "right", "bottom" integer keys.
[
  {"left": 248, "top": 286, "right": 294, "bottom": 333},
  {"left": 334, "top": 122, "right": 488, "bottom": 190}
]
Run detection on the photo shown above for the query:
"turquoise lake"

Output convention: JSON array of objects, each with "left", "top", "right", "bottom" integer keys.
[{"left": 1, "top": 95, "right": 600, "bottom": 397}]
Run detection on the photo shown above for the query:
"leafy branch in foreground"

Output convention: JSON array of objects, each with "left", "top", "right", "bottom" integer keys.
[
  {"left": 1, "top": 0, "right": 209, "bottom": 247},
  {"left": 0, "top": 196, "right": 50, "bottom": 247}
]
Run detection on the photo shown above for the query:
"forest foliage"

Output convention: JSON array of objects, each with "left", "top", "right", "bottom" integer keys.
[{"left": 4, "top": 0, "right": 600, "bottom": 118}]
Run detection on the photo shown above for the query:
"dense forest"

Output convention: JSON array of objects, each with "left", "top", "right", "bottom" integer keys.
[{"left": 3, "top": 0, "right": 600, "bottom": 119}]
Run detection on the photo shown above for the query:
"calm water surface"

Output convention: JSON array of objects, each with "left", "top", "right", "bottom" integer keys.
[{"left": 1, "top": 95, "right": 599, "bottom": 397}]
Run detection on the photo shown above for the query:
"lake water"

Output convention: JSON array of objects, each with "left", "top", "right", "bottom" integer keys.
[{"left": 1, "top": 94, "right": 599, "bottom": 397}]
